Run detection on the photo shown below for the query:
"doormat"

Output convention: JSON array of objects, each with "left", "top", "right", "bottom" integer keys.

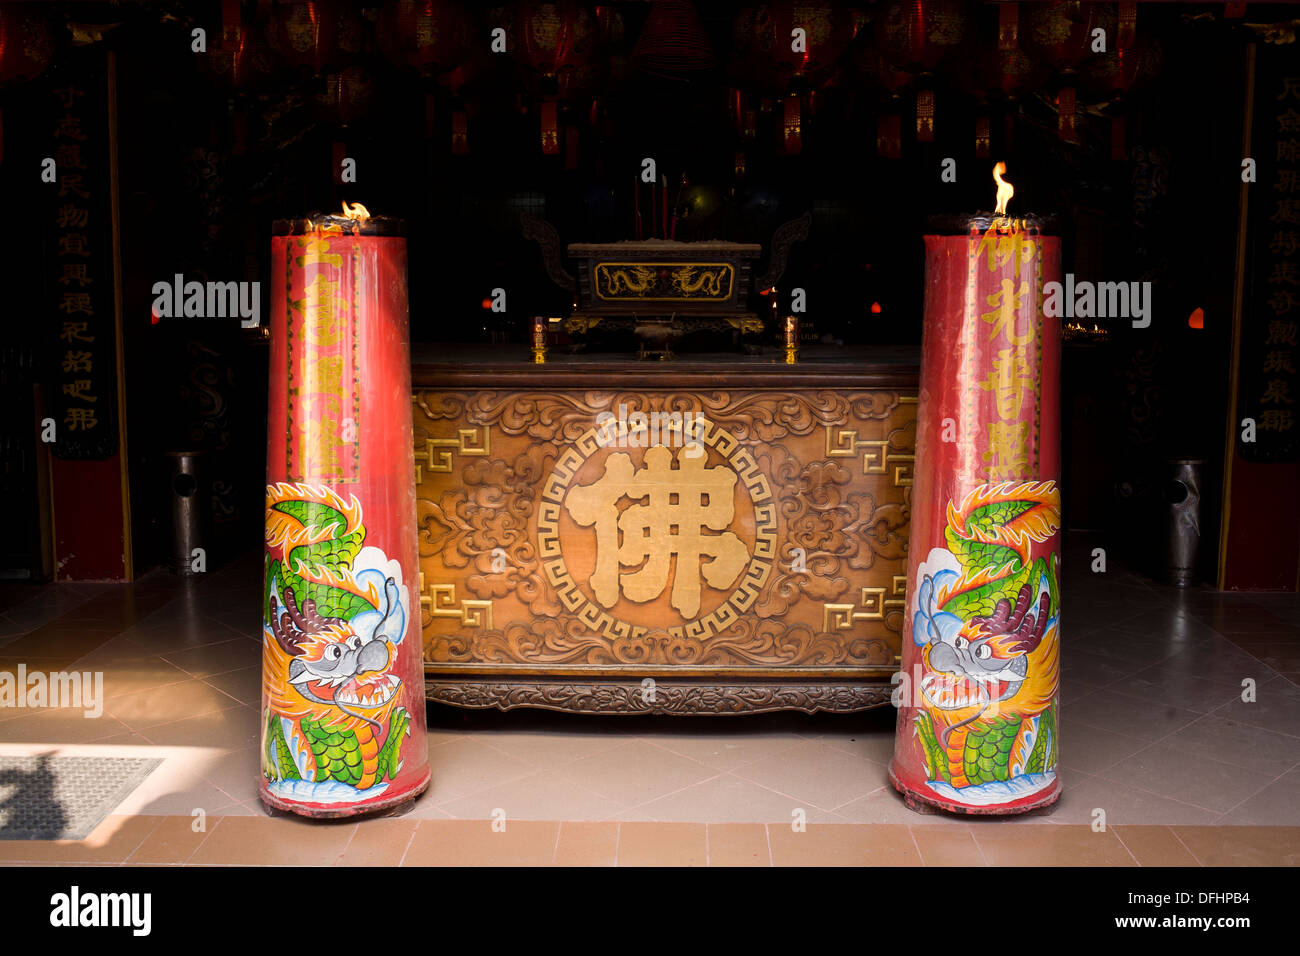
[{"left": 0, "top": 755, "right": 163, "bottom": 840}]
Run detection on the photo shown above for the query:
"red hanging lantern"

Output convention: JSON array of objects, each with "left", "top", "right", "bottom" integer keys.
[
  {"left": 990, "top": 45, "right": 1048, "bottom": 100},
  {"left": 514, "top": 1, "right": 599, "bottom": 91},
  {"left": 1022, "top": 1, "right": 1106, "bottom": 74},
  {"left": 270, "top": 0, "right": 364, "bottom": 74},
  {"left": 0, "top": 3, "right": 53, "bottom": 86},
  {"left": 633, "top": 0, "right": 715, "bottom": 77},
  {"left": 0, "top": 3, "right": 53, "bottom": 164},
  {"left": 763, "top": 2, "right": 858, "bottom": 91},
  {"left": 316, "top": 64, "right": 376, "bottom": 125},
  {"left": 875, "top": 0, "right": 968, "bottom": 75},
  {"left": 958, "top": 5, "right": 1044, "bottom": 159},
  {"left": 596, "top": 4, "right": 630, "bottom": 83},
  {"left": 858, "top": 44, "right": 912, "bottom": 97},
  {"left": 205, "top": 0, "right": 276, "bottom": 93},
  {"left": 377, "top": 0, "right": 468, "bottom": 78},
  {"left": 875, "top": 1, "right": 968, "bottom": 142},
  {"left": 1083, "top": 9, "right": 1160, "bottom": 161},
  {"left": 729, "top": 6, "right": 772, "bottom": 92},
  {"left": 1022, "top": 1, "right": 1108, "bottom": 143},
  {"left": 207, "top": 22, "right": 275, "bottom": 92}
]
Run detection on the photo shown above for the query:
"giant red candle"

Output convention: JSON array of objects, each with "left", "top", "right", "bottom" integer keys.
[
  {"left": 890, "top": 170, "right": 1063, "bottom": 816},
  {"left": 261, "top": 206, "right": 430, "bottom": 817}
]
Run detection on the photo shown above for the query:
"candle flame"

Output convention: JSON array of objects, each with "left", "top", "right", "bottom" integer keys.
[
  {"left": 993, "top": 162, "right": 1013, "bottom": 216},
  {"left": 341, "top": 201, "right": 370, "bottom": 221}
]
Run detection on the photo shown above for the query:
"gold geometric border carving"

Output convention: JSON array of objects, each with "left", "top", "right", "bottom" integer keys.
[
  {"left": 824, "top": 574, "right": 908, "bottom": 632},
  {"left": 824, "top": 424, "right": 915, "bottom": 487},
  {"left": 413, "top": 423, "right": 490, "bottom": 483},
  {"left": 419, "top": 572, "right": 494, "bottom": 630}
]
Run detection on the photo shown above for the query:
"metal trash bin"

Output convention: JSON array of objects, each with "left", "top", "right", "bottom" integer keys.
[
  {"left": 1166, "top": 458, "right": 1204, "bottom": 587},
  {"left": 165, "top": 451, "right": 206, "bottom": 575}
]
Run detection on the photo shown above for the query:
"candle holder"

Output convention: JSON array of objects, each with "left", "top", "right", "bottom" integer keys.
[
  {"left": 262, "top": 210, "right": 430, "bottom": 818},
  {"left": 531, "top": 316, "right": 548, "bottom": 364},
  {"left": 783, "top": 315, "right": 799, "bottom": 364}
]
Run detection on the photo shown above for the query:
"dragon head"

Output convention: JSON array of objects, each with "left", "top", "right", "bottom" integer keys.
[
  {"left": 915, "top": 569, "right": 1058, "bottom": 728},
  {"left": 265, "top": 579, "right": 404, "bottom": 731}
]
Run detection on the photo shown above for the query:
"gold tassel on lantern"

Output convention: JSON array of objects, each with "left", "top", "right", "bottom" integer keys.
[
  {"left": 783, "top": 96, "right": 802, "bottom": 155},
  {"left": 878, "top": 113, "right": 901, "bottom": 159},
  {"left": 540, "top": 99, "right": 559, "bottom": 156},
  {"left": 916, "top": 90, "right": 935, "bottom": 142},
  {"left": 451, "top": 110, "right": 468, "bottom": 154},
  {"left": 1057, "top": 87, "right": 1077, "bottom": 143},
  {"left": 998, "top": 2, "right": 1018, "bottom": 51}
]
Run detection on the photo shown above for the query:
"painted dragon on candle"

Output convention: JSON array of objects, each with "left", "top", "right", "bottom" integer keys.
[
  {"left": 910, "top": 480, "right": 1061, "bottom": 806},
  {"left": 260, "top": 482, "right": 412, "bottom": 802}
]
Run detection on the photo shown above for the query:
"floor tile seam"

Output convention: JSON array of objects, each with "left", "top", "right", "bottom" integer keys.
[
  {"left": 473, "top": 733, "right": 628, "bottom": 771},
  {"left": 1107, "top": 824, "right": 1145, "bottom": 867},
  {"left": 433, "top": 764, "right": 609, "bottom": 813},
  {"left": 710, "top": 766, "right": 862, "bottom": 816},
  {"left": 395, "top": 817, "right": 422, "bottom": 866},
  {"left": 598, "top": 769, "right": 732, "bottom": 818},
  {"left": 633, "top": 734, "right": 756, "bottom": 773},
  {"left": 1116, "top": 709, "right": 1300, "bottom": 771},
  {"left": 1086, "top": 763, "right": 1266, "bottom": 817},
  {"left": 129, "top": 704, "right": 248, "bottom": 741},
  {"left": 1204, "top": 759, "right": 1300, "bottom": 822},
  {"left": 904, "top": 824, "right": 926, "bottom": 866},
  {"left": 1203, "top": 698, "right": 1300, "bottom": 741},
  {"left": 1166, "top": 826, "right": 1206, "bottom": 866}
]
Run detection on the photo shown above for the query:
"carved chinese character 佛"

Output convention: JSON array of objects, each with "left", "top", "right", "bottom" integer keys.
[{"left": 565, "top": 445, "right": 749, "bottom": 618}]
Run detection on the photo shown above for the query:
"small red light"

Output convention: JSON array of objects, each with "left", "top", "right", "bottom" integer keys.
[
  {"left": 151, "top": 309, "right": 161, "bottom": 325},
  {"left": 480, "top": 298, "right": 493, "bottom": 309},
  {"left": 1188, "top": 308, "right": 1204, "bottom": 329},
  {"left": 871, "top": 302, "right": 882, "bottom": 314}
]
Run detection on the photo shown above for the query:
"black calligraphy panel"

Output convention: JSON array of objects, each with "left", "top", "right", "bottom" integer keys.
[
  {"left": 1240, "top": 46, "right": 1300, "bottom": 463},
  {"left": 45, "top": 53, "right": 118, "bottom": 460}
]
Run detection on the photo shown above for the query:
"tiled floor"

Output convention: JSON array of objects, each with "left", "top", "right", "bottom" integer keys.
[{"left": 1, "top": 541, "right": 1298, "bottom": 866}]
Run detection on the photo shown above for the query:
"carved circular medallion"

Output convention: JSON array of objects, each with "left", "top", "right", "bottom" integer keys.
[{"left": 537, "top": 414, "right": 777, "bottom": 640}]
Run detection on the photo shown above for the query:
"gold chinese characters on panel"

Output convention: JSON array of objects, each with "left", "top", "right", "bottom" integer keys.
[{"left": 413, "top": 389, "right": 916, "bottom": 686}]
